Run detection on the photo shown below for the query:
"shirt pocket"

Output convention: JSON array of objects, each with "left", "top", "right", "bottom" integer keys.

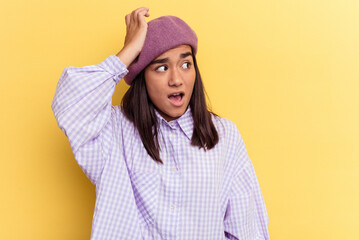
[{"left": 130, "top": 169, "right": 161, "bottom": 227}]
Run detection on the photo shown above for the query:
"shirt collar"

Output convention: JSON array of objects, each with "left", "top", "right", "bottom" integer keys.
[{"left": 154, "top": 106, "right": 193, "bottom": 140}]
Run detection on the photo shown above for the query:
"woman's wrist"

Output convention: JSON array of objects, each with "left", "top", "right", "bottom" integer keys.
[{"left": 116, "top": 45, "right": 141, "bottom": 68}]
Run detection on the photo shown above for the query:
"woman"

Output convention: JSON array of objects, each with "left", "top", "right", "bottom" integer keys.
[{"left": 52, "top": 7, "right": 269, "bottom": 240}]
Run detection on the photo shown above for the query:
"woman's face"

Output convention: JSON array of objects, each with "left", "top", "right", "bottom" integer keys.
[{"left": 144, "top": 44, "right": 196, "bottom": 122}]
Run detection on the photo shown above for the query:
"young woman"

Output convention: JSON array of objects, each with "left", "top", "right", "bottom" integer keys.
[{"left": 52, "top": 7, "right": 269, "bottom": 240}]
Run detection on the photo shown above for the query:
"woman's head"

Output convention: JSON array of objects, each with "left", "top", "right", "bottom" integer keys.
[
  {"left": 121, "top": 15, "right": 218, "bottom": 163},
  {"left": 124, "top": 15, "right": 198, "bottom": 85}
]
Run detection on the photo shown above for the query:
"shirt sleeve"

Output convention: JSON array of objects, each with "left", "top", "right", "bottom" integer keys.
[
  {"left": 51, "top": 55, "right": 128, "bottom": 185},
  {"left": 223, "top": 124, "right": 270, "bottom": 240}
]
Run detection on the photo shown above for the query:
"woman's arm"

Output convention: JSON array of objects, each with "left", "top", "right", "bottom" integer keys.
[
  {"left": 51, "top": 7, "right": 150, "bottom": 185},
  {"left": 223, "top": 122, "right": 270, "bottom": 239},
  {"left": 224, "top": 159, "right": 270, "bottom": 239}
]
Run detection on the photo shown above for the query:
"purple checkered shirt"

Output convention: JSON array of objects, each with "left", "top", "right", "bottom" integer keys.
[{"left": 51, "top": 55, "right": 269, "bottom": 240}]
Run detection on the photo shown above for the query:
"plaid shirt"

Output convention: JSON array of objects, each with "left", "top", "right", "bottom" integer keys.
[{"left": 51, "top": 55, "right": 269, "bottom": 240}]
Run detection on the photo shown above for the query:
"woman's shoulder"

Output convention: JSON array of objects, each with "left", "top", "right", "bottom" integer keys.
[
  {"left": 210, "top": 114, "right": 250, "bottom": 171},
  {"left": 210, "top": 113, "right": 247, "bottom": 153},
  {"left": 211, "top": 113, "right": 241, "bottom": 137}
]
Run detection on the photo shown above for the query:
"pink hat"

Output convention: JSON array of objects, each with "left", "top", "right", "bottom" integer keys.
[{"left": 124, "top": 15, "right": 198, "bottom": 85}]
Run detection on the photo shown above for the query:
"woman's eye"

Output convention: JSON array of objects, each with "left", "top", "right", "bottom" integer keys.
[
  {"left": 182, "top": 62, "right": 191, "bottom": 69},
  {"left": 156, "top": 66, "right": 167, "bottom": 72}
]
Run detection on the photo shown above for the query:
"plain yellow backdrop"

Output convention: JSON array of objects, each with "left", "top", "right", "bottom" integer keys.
[{"left": 1, "top": 0, "right": 358, "bottom": 239}]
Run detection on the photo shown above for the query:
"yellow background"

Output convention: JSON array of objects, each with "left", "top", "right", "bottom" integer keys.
[{"left": 1, "top": 0, "right": 358, "bottom": 239}]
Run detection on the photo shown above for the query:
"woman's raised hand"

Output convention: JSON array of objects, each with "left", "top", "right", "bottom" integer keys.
[{"left": 116, "top": 7, "right": 150, "bottom": 67}]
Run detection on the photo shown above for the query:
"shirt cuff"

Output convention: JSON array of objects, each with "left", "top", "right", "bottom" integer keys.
[{"left": 98, "top": 55, "right": 129, "bottom": 84}]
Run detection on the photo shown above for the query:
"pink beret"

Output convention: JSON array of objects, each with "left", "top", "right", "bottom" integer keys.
[{"left": 124, "top": 15, "right": 198, "bottom": 85}]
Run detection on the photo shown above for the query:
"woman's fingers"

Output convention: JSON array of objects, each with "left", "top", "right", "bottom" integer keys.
[
  {"left": 125, "top": 14, "right": 130, "bottom": 28},
  {"left": 131, "top": 7, "right": 149, "bottom": 27},
  {"left": 125, "top": 7, "right": 149, "bottom": 32},
  {"left": 136, "top": 8, "right": 150, "bottom": 26}
]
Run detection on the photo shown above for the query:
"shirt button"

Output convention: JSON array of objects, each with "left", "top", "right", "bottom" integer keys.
[
  {"left": 170, "top": 204, "right": 176, "bottom": 210},
  {"left": 170, "top": 133, "right": 174, "bottom": 138},
  {"left": 172, "top": 167, "right": 178, "bottom": 172}
]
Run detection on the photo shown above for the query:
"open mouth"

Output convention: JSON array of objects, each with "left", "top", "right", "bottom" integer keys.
[
  {"left": 168, "top": 92, "right": 184, "bottom": 100},
  {"left": 168, "top": 92, "right": 184, "bottom": 106}
]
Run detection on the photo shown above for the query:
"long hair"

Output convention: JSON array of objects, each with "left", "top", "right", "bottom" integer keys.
[{"left": 121, "top": 54, "right": 219, "bottom": 164}]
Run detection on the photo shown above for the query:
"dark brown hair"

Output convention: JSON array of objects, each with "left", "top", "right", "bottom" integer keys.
[{"left": 121, "top": 54, "right": 219, "bottom": 164}]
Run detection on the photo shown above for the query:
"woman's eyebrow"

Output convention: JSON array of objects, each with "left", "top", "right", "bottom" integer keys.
[
  {"left": 149, "top": 52, "right": 193, "bottom": 65},
  {"left": 149, "top": 58, "right": 169, "bottom": 65},
  {"left": 180, "top": 52, "right": 192, "bottom": 59}
]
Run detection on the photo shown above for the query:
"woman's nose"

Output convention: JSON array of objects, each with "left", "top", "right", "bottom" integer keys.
[{"left": 168, "top": 68, "right": 183, "bottom": 86}]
